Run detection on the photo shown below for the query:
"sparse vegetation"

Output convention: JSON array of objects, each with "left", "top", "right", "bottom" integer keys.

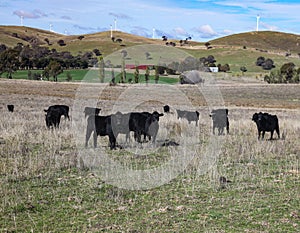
[
  {"left": 0, "top": 80, "right": 299, "bottom": 232},
  {"left": 264, "top": 62, "right": 300, "bottom": 83}
]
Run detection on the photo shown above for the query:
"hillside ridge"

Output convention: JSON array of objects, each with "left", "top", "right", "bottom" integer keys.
[{"left": 1, "top": 25, "right": 300, "bottom": 54}]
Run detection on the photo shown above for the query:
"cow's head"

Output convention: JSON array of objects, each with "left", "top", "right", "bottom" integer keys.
[
  {"left": 152, "top": 111, "right": 164, "bottom": 122},
  {"left": 163, "top": 105, "right": 170, "bottom": 113},
  {"left": 112, "top": 111, "right": 124, "bottom": 125},
  {"left": 252, "top": 112, "right": 265, "bottom": 123}
]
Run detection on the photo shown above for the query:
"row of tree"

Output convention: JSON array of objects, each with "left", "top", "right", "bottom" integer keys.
[{"left": 0, "top": 43, "right": 99, "bottom": 79}]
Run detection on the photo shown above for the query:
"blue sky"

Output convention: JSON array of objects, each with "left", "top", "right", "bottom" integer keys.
[{"left": 1, "top": 0, "right": 300, "bottom": 41}]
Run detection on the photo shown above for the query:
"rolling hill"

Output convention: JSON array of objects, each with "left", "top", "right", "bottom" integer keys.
[
  {"left": 1, "top": 25, "right": 300, "bottom": 54},
  {"left": 1, "top": 25, "right": 300, "bottom": 73},
  {"left": 210, "top": 31, "right": 300, "bottom": 54}
]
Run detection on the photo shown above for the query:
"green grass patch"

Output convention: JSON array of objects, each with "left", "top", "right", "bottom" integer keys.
[{"left": 2, "top": 69, "right": 179, "bottom": 84}]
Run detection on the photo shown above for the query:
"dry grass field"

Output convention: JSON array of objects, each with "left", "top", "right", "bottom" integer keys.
[{"left": 0, "top": 78, "right": 299, "bottom": 232}]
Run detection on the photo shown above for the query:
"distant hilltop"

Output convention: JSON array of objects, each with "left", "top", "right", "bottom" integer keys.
[{"left": 0, "top": 25, "right": 300, "bottom": 55}]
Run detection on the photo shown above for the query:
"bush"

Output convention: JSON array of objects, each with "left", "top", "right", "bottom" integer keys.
[
  {"left": 256, "top": 56, "right": 275, "bottom": 70},
  {"left": 261, "top": 58, "right": 275, "bottom": 70},
  {"left": 57, "top": 39, "right": 66, "bottom": 46},
  {"left": 264, "top": 62, "right": 299, "bottom": 83}
]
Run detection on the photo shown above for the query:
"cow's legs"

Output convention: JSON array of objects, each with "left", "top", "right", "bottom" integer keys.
[
  {"left": 218, "top": 127, "right": 224, "bottom": 135},
  {"left": 93, "top": 132, "right": 98, "bottom": 148},
  {"left": 261, "top": 131, "right": 265, "bottom": 140},
  {"left": 226, "top": 121, "right": 229, "bottom": 134},
  {"left": 276, "top": 127, "right": 280, "bottom": 139},
  {"left": 85, "top": 128, "right": 93, "bottom": 148},
  {"left": 108, "top": 134, "right": 116, "bottom": 149},
  {"left": 270, "top": 130, "right": 274, "bottom": 140}
]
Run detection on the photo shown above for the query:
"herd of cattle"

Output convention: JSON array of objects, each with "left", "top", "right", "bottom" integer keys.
[{"left": 29, "top": 103, "right": 282, "bottom": 150}]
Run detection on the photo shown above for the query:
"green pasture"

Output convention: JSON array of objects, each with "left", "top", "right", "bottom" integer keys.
[
  {"left": 3, "top": 69, "right": 179, "bottom": 84},
  {"left": 185, "top": 47, "right": 300, "bottom": 73}
]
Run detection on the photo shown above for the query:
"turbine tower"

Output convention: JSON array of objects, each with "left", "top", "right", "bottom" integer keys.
[
  {"left": 110, "top": 24, "right": 113, "bottom": 38},
  {"left": 20, "top": 16, "right": 24, "bottom": 26},
  {"left": 256, "top": 14, "right": 260, "bottom": 32},
  {"left": 49, "top": 23, "right": 53, "bottom": 32},
  {"left": 152, "top": 28, "right": 155, "bottom": 39},
  {"left": 114, "top": 19, "right": 117, "bottom": 31}
]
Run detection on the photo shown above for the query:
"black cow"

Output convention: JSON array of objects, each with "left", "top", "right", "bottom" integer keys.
[
  {"left": 84, "top": 107, "right": 101, "bottom": 117},
  {"left": 44, "top": 105, "right": 70, "bottom": 120},
  {"left": 209, "top": 109, "right": 229, "bottom": 135},
  {"left": 163, "top": 105, "right": 170, "bottom": 113},
  {"left": 252, "top": 112, "right": 280, "bottom": 140},
  {"left": 108, "top": 111, "right": 130, "bottom": 143},
  {"left": 45, "top": 108, "right": 61, "bottom": 129},
  {"left": 85, "top": 115, "right": 116, "bottom": 149},
  {"left": 111, "top": 111, "right": 164, "bottom": 143},
  {"left": 7, "top": 105, "right": 14, "bottom": 112},
  {"left": 136, "top": 111, "right": 164, "bottom": 143},
  {"left": 176, "top": 109, "right": 200, "bottom": 126}
]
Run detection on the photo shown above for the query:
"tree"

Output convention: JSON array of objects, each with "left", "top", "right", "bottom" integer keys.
[
  {"left": 218, "top": 64, "right": 230, "bottom": 72},
  {"left": 134, "top": 66, "right": 139, "bottom": 83},
  {"left": 206, "top": 55, "right": 216, "bottom": 65},
  {"left": 78, "top": 35, "right": 85, "bottom": 40},
  {"left": 0, "top": 48, "right": 20, "bottom": 79},
  {"left": 27, "top": 70, "right": 32, "bottom": 80},
  {"left": 121, "top": 50, "right": 128, "bottom": 59},
  {"left": 154, "top": 66, "right": 160, "bottom": 84},
  {"left": 240, "top": 66, "right": 247, "bottom": 75},
  {"left": 145, "top": 52, "right": 151, "bottom": 60},
  {"left": 66, "top": 72, "right": 72, "bottom": 82},
  {"left": 110, "top": 68, "right": 116, "bottom": 85},
  {"left": 93, "top": 48, "right": 102, "bottom": 56},
  {"left": 57, "top": 39, "right": 66, "bottom": 46},
  {"left": 19, "top": 45, "right": 34, "bottom": 69},
  {"left": 145, "top": 66, "right": 150, "bottom": 84},
  {"left": 44, "top": 60, "right": 63, "bottom": 82},
  {"left": 204, "top": 42, "right": 211, "bottom": 49},
  {"left": 261, "top": 58, "right": 275, "bottom": 70},
  {"left": 0, "top": 44, "right": 7, "bottom": 53},
  {"left": 44, "top": 38, "right": 50, "bottom": 45},
  {"left": 121, "top": 58, "right": 126, "bottom": 83},
  {"left": 98, "top": 56, "right": 105, "bottom": 83},
  {"left": 256, "top": 56, "right": 265, "bottom": 66},
  {"left": 167, "top": 62, "right": 179, "bottom": 74},
  {"left": 280, "top": 62, "right": 296, "bottom": 82},
  {"left": 162, "top": 36, "right": 168, "bottom": 41},
  {"left": 264, "top": 62, "right": 299, "bottom": 83}
]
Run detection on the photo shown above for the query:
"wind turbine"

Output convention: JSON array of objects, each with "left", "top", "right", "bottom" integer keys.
[
  {"left": 256, "top": 14, "right": 260, "bottom": 32},
  {"left": 152, "top": 28, "right": 156, "bottom": 39}
]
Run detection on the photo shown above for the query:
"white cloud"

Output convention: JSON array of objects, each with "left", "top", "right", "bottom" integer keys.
[
  {"left": 13, "top": 9, "right": 47, "bottom": 19},
  {"left": 109, "top": 12, "right": 132, "bottom": 20},
  {"left": 260, "top": 22, "right": 279, "bottom": 31},
  {"left": 194, "top": 24, "right": 219, "bottom": 38}
]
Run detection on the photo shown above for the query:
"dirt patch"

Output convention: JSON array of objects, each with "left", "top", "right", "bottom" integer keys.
[{"left": 1, "top": 79, "right": 299, "bottom": 111}]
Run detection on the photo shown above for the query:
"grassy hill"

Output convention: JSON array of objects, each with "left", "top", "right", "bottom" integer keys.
[
  {"left": 1, "top": 25, "right": 300, "bottom": 73},
  {"left": 0, "top": 25, "right": 170, "bottom": 55},
  {"left": 210, "top": 31, "right": 300, "bottom": 54},
  {"left": 2, "top": 26, "right": 300, "bottom": 55}
]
